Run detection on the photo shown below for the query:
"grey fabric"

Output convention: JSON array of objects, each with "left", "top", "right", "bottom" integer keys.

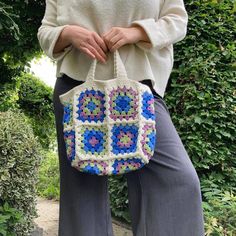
[{"left": 53, "top": 75, "right": 205, "bottom": 236}]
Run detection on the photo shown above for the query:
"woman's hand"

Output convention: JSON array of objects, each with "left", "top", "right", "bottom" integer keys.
[
  {"left": 101, "top": 26, "right": 150, "bottom": 52},
  {"left": 63, "top": 25, "right": 108, "bottom": 63}
]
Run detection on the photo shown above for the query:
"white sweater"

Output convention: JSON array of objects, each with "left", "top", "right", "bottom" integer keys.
[{"left": 37, "top": 0, "right": 188, "bottom": 98}]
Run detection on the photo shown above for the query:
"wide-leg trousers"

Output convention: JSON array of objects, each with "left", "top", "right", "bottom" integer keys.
[{"left": 52, "top": 74, "right": 205, "bottom": 236}]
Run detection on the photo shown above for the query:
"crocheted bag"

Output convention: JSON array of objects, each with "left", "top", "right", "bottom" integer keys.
[{"left": 59, "top": 49, "right": 156, "bottom": 176}]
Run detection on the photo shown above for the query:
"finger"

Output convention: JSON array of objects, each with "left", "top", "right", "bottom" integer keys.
[
  {"left": 110, "top": 38, "right": 125, "bottom": 52},
  {"left": 109, "top": 34, "right": 122, "bottom": 49},
  {"left": 101, "top": 29, "right": 111, "bottom": 39},
  {"left": 86, "top": 43, "right": 106, "bottom": 63},
  {"left": 104, "top": 29, "right": 117, "bottom": 42},
  {"left": 94, "top": 33, "right": 108, "bottom": 53},
  {"left": 92, "top": 36, "right": 108, "bottom": 59},
  {"left": 89, "top": 38, "right": 107, "bottom": 62},
  {"left": 104, "top": 32, "right": 119, "bottom": 50},
  {"left": 102, "top": 28, "right": 116, "bottom": 42},
  {"left": 80, "top": 46, "right": 96, "bottom": 59},
  {"left": 109, "top": 34, "right": 122, "bottom": 46}
]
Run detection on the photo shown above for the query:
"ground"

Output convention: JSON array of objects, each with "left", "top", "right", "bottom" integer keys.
[{"left": 33, "top": 197, "right": 132, "bottom": 236}]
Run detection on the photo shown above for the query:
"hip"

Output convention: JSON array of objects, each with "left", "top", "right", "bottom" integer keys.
[
  {"left": 53, "top": 74, "right": 171, "bottom": 132},
  {"left": 55, "top": 73, "right": 163, "bottom": 99},
  {"left": 53, "top": 74, "right": 169, "bottom": 115}
]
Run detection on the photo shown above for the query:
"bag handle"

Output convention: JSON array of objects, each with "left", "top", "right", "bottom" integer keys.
[{"left": 86, "top": 49, "right": 128, "bottom": 82}]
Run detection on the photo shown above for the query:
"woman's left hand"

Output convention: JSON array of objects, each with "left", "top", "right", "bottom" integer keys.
[{"left": 101, "top": 26, "right": 150, "bottom": 52}]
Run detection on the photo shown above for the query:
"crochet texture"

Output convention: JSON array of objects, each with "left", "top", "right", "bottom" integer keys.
[{"left": 62, "top": 84, "right": 156, "bottom": 176}]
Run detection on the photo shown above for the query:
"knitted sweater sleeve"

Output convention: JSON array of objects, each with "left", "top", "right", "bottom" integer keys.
[
  {"left": 130, "top": 0, "right": 188, "bottom": 51},
  {"left": 37, "top": 0, "right": 72, "bottom": 61}
]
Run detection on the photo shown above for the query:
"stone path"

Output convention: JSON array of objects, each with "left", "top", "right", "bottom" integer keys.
[{"left": 33, "top": 197, "right": 132, "bottom": 236}]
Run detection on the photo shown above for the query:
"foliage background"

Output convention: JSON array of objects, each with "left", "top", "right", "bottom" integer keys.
[{"left": 0, "top": 109, "right": 42, "bottom": 235}]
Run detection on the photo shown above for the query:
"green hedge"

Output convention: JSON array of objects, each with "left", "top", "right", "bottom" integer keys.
[
  {"left": 37, "top": 150, "right": 60, "bottom": 201},
  {"left": 203, "top": 190, "right": 236, "bottom": 235},
  {"left": 165, "top": 0, "right": 236, "bottom": 193},
  {"left": 0, "top": 202, "right": 23, "bottom": 236},
  {"left": 0, "top": 72, "right": 56, "bottom": 150},
  {"left": 0, "top": 109, "right": 42, "bottom": 235},
  {"left": 16, "top": 73, "right": 56, "bottom": 150},
  {"left": 0, "top": 0, "right": 44, "bottom": 84}
]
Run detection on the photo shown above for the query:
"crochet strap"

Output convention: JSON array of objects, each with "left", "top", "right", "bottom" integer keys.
[{"left": 86, "top": 49, "right": 128, "bottom": 82}]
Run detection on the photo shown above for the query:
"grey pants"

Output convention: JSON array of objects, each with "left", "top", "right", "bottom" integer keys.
[{"left": 52, "top": 75, "right": 205, "bottom": 236}]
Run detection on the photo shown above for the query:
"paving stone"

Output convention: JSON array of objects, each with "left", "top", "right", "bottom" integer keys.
[
  {"left": 34, "top": 197, "right": 132, "bottom": 236},
  {"left": 30, "top": 223, "right": 43, "bottom": 236}
]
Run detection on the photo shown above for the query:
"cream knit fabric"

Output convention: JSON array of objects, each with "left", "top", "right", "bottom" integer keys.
[{"left": 37, "top": 0, "right": 188, "bottom": 98}]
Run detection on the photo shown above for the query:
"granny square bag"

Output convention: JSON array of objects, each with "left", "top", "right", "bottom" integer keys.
[{"left": 59, "top": 49, "right": 156, "bottom": 176}]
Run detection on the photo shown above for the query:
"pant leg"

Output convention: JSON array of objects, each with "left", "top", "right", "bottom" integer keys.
[
  {"left": 124, "top": 96, "right": 205, "bottom": 236},
  {"left": 52, "top": 76, "right": 114, "bottom": 236}
]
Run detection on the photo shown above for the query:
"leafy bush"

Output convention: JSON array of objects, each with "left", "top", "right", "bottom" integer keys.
[
  {"left": 109, "top": 175, "right": 131, "bottom": 223},
  {"left": 37, "top": 150, "right": 60, "bottom": 201},
  {"left": 0, "top": 2, "right": 20, "bottom": 40},
  {"left": 164, "top": 0, "right": 236, "bottom": 193},
  {"left": 0, "top": 80, "right": 20, "bottom": 112},
  {"left": 0, "top": 72, "right": 57, "bottom": 150},
  {"left": 203, "top": 190, "right": 236, "bottom": 236},
  {"left": 0, "top": 201, "right": 23, "bottom": 236},
  {"left": 0, "top": 0, "right": 45, "bottom": 84},
  {"left": 0, "top": 109, "right": 42, "bottom": 235},
  {"left": 16, "top": 72, "right": 56, "bottom": 150}
]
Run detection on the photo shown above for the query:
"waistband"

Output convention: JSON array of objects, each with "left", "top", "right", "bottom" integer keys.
[
  {"left": 60, "top": 74, "right": 162, "bottom": 99},
  {"left": 139, "top": 79, "right": 162, "bottom": 99}
]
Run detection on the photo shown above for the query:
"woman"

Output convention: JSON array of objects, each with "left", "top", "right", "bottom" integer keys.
[{"left": 37, "top": 0, "right": 205, "bottom": 235}]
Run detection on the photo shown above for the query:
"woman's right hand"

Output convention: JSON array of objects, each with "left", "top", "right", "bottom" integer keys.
[{"left": 64, "top": 25, "right": 108, "bottom": 63}]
